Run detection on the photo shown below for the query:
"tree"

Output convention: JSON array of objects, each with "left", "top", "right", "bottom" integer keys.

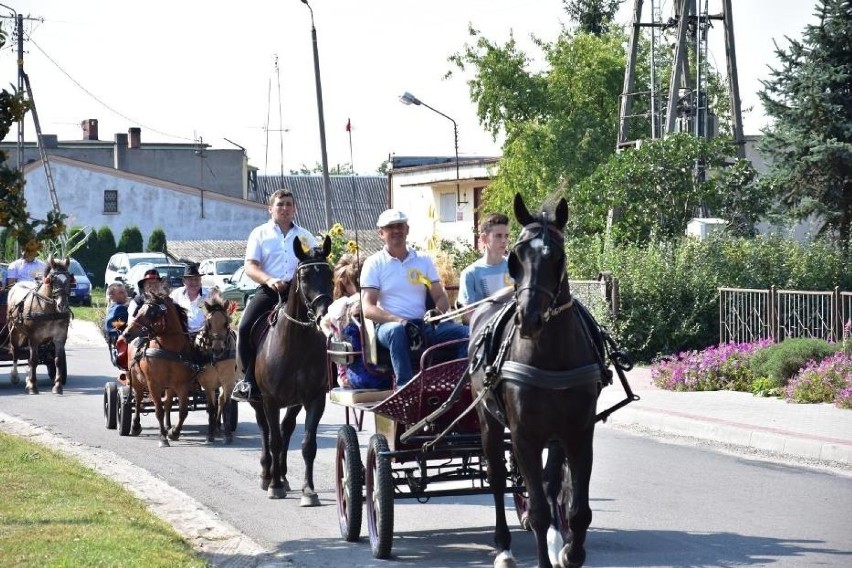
[
  {"left": 757, "top": 0, "right": 852, "bottom": 245},
  {"left": 84, "top": 225, "right": 117, "bottom": 287},
  {"left": 146, "top": 227, "right": 167, "bottom": 254},
  {"left": 562, "top": 0, "right": 621, "bottom": 36},
  {"left": 117, "top": 226, "right": 144, "bottom": 253}
]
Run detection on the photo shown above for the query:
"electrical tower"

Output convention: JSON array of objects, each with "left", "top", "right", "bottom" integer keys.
[{"left": 617, "top": 0, "right": 745, "bottom": 159}]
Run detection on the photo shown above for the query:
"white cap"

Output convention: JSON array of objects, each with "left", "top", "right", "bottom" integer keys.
[{"left": 376, "top": 208, "right": 408, "bottom": 228}]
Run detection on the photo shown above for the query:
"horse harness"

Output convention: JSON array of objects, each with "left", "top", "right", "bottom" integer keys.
[
  {"left": 274, "top": 259, "right": 333, "bottom": 328},
  {"left": 9, "top": 271, "right": 73, "bottom": 325}
]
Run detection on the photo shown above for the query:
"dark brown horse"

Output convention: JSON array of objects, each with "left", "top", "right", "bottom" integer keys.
[
  {"left": 469, "top": 194, "right": 611, "bottom": 568},
  {"left": 124, "top": 292, "right": 196, "bottom": 447},
  {"left": 6, "top": 257, "right": 73, "bottom": 394},
  {"left": 250, "top": 235, "right": 333, "bottom": 503}
]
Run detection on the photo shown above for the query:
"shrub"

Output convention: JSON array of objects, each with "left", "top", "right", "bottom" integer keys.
[
  {"left": 784, "top": 352, "right": 852, "bottom": 405},
  {"left": 748, "top": 338, "right": 838, "bottom": 387},
  {"left": 651, "top": 340, "right": 771, "bottom": 391}
]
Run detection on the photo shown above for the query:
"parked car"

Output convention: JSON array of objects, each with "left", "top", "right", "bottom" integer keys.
[
  {"left": 220, "top": 266, "right": 259, "bottom": 309},
  {"left": 199, "top": 257, "right": 243, "bottom": 290},
  {"left": 105, "top": 252, "right": 170, "bottom": 288},
  {"left": 125, "top": 262, "right": 186, "bottom": 297},
  {"left": 68, "top": 258, "right": 93, "bottom": 306}
]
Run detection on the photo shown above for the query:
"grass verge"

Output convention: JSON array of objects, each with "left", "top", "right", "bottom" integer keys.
[{"left": 0, "top": 432, "right": 207, "bottom": 567}]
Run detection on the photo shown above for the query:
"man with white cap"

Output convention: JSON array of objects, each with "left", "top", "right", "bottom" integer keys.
[{"left": 359, "top": 208, "right": 468, "bottom": 387}]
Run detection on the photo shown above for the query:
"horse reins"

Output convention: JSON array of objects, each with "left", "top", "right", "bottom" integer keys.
[{"left": 511, "top": 221, "right": 573, "bottom": 323}]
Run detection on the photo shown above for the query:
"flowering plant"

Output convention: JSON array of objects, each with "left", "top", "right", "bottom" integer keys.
[
  {"left": 651, "top": 339, "right": 772, "bottom": 391},
  {"left": 785, "top": 352, "right": 852, "bottom": 407},
  {"left": 321, "top": 223, "right": 358, "bottom": 265}
]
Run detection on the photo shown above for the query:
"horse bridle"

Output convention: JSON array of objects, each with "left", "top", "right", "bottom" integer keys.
[
  {"left": 199, "top": 303, "right": 231, "bottom": 356},
  {"left": 40, "top": 268, "right": 73, "bottom": 304},
  {"left": 129, "top": 297, "right": 170, "bottom": 336},
  {"left": 279, "top": 260, "right": 333, "bottom": 328},
  {"left": 511, "top": 221, "right": 573, "bottom": 322}
]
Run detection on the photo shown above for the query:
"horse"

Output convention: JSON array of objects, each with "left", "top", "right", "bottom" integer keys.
[
  {"left": 250, "top": 235, "right": 334, "bottom": 503},
  {"left": 469, "top": 194, "right": 611, "bottom": 568},
  {"left": 123, "top": 291, "right": 197, "bottom": 447},
  {"left": 6, "top": 257, "right": 73, "bottom": 395},
  {"left": 194, "top": 288, "right": 239, "bottom": 444}
]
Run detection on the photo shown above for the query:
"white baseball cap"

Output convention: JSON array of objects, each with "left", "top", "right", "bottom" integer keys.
[{"left": 376, "top": 208, "right": 409, "bottom": 228}]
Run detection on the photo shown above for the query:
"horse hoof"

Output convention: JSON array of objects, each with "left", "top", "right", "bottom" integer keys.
[
  {"left": 282, "top": 478, "right": 292, "bottom": 492},
  {"left": 26, "top": 387, "right": 39, "bottom": 395},
  {"left": 268, "top": 486, "right": 287, "bottom": 499},
  {"left": 261, "top": 479, "right": 271, "bottom": 491},
  {"left": 493, "top": 551, "right": 517, "bottom": 568},
  {"left": 300, "top": 493, "right": 320, "bottom": 507},
  {"left": 131, "top": 426, "right": 142, "bottom": 436},
  {"left": 560, "top": 545, "right": 585, "bottom": 568},
  {"left": 10, "top": 375, "right": 19, "bottom": 385},
  {"left": 224, "top": 436, "right": 234, "bottom": 445},
  {"left": 159, "top": 439, "right": 171, "bottom": 448},
  {"left": 168, "top": 429, "right": 180, "bottom": 441},
  {"left": 52, "top": 384, "right": 63, "bottom": 395}
]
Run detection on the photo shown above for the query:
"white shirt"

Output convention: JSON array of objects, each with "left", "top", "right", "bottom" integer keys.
[
  {"left": 360, "top": 248, "right": 439, "bottom": 320},
  {"left": 245, "top": 220, "right": 317, "bottom": 281},
  {"left": 8, "top": 258, "right": 47, "bottom": 282},
  {"left": 170, "top": 287, "right": 210, "bottom": 333}
]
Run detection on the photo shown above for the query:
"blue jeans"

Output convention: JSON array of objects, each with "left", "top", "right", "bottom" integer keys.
[{"left": 375, "top": 320, "right": 469, "bottom": 386}]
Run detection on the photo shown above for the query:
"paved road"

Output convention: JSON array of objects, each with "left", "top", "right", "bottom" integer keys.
[{"left": 1, "top": 324, "right": 850, "bottom": 567}]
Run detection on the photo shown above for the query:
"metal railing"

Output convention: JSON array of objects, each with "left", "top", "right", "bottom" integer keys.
[{"left": 719, "top": 286, "right": 852, "bottom": 344}]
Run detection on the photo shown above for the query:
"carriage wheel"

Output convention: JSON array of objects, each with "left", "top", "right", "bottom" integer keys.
[
  {"left": 512, "top": 456, "right": 572, "bottom": 540},
  {"left": 104, "top": 382, "right": 118, "bottom": 429},
  {"left": 117, "top": 385, "right": 133, "bottom": 436},
  {"left": 336, "top": 425, "right": 363, "bottom": 542},
  {"left": 226, "top": 399, "right": 238, "bottom": 432},
  {"left": 366, "top": 433, "right": 393, "bottom": 559}
]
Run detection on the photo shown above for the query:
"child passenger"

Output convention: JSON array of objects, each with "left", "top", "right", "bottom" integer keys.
[
  {"left": 104, "top": 282, "right": 130, "bottom": 338},
  {"left": 322, "top": 254, "right": 391, "bottom": 390}
]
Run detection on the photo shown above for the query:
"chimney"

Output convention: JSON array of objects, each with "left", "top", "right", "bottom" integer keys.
[
  {"left": 128, "top": 127, "right": 141, "bottom": 149},
  {"left": 81, "top": 119, "right": 99, "bottom": 141},
  {"left": 114, "top": 133, "right": 128, "bottom": 170}
]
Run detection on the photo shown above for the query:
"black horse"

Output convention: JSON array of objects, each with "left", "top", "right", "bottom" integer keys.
[
  {"left": 469, "top": 194, "right": 611, "bottom": 568},
  {"left": 250, "top": 236, "right": 334, "bottom": 504}
]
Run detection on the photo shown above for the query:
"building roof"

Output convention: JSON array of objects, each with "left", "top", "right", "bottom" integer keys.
[
  {"left": 166, "top": 241, "right": 247, "bottom": 264},
  {"left": 255, "top": 174, "right": 388, "bottom": 234}
]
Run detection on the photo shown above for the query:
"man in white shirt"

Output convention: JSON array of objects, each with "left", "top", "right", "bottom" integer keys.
[
  {"left": 6, "top": 250, "right": 47, "bottom": 286},
  {"left": 169, "top": 264, "right": 209, "bottom": 336},
  {"left": 232, "top": 188, "right": 317, "bottom": 402},
  {"left": 360, "top": 208, "right": 468, "bottom": 387}
]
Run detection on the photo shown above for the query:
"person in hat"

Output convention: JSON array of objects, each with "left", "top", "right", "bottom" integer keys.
[
  {"left": 232, "top": 188, "right": 317, "bottom": 402},
  {"left": 359, "top": 208, "right": 468, "bottom": 387},
  {"left": 169, "top": 263, "right": 209, "bottom": 335},
  {"left": 124, "top": 268, "right": 167, "bottom": 335}
]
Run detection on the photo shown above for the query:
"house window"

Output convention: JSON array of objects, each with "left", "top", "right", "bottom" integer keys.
[
  {"left": 104, "top": 190, "right": 118, "bottom": 213},
  {"left": 439, "top": 192, "right": 456, "bottom": 222}
]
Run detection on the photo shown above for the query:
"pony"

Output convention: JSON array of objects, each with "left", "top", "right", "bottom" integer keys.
[
  {"left": 194, "top": 288, "right": 239, "bottom": 444},
  {"left": 469, "top": 194, "right": 611, "bottom": 568},
  {"left": 250, "top": 235, "right": 334, "bottom": 504},
  {"left": 123, "top": 291, "right": 196, "bottom": 447},
  {"left": 6, "top": 257, "right": 73, "bottom": 394}
]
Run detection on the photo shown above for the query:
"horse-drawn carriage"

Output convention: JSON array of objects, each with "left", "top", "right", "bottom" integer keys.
[{"left": 325, "top": 194, "right": 639, "bottom": 567}]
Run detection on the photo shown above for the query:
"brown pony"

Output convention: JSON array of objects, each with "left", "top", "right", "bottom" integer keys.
[
  {"left": 469, "top": 195, "right": 611, "bottom": 568},
  {"left": 123, "top": 291, "right": 196, "bottom": 447},
  {"left": 6, "top": 257, "right": 73, "bottom": 394},
  {"left": 194, "top": 288, "right": 239, "bottom": 444},
  {"left": 250, "top": 236, "right": 333, "bottom": 503}
]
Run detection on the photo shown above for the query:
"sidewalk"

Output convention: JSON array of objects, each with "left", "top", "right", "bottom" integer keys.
[{"left": 599, "top": 366, "right": 852, "bottom": 468}]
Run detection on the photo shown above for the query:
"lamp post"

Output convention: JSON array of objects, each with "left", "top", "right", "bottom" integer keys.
[
  {"left": 299, "top": 0, "right": 333, "bottom": 230},
  {"left": 399, "top": 91, "right": 465, "bottom": 208}
]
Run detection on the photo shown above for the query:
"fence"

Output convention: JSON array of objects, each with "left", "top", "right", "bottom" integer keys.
[{"left": 719, "top": 286, "right": 852, "bottom": 344}]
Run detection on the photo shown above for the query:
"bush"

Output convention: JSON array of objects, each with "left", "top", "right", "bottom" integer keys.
[
  {"left": 784, "top": 352, "right": 852, "bottom": 405},
  {"left": 748, "top": 338, "right": 839, "bottom": 387}
]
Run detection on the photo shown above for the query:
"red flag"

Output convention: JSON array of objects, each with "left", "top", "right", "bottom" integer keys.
[{"left": 345, "top": 118, "right": 351, "bottom": 132}]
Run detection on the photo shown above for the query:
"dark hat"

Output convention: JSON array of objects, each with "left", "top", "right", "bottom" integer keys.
[
  {"left": 137, "top": 268, "right": 162, "bottom": 292},
  {"left": 183, "top": 264, "right": 201, "bottom": 278}
]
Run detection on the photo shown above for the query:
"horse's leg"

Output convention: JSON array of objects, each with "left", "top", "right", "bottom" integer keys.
[
  {"left": 149, "top": 386, "right": 170, "bottom": 447},
  {"left": 51, "top": 341, "right": 66, "bottom": 394},
  {"left": 513, "top": 429, "right": 552, "bottom": 568},
  {"left": 168, "top": 385, "right": 190, "bottom": 441},
  {"left": 218, "top": 364, "right": 235, "bottom": 444},
  {"left": 544, "top": 442, "right": 567, "bottom": 566},
  {"left": 560, "top": 429, "right": 594, "bottom": 568},
  {"left": 480, "top": 411, "right": 515, "bottom": 568},
  {"left": 262, "top": 399, "right": 286, "bottom": 499},
  {"left": 25, "top": 341, "right": 39, "bottom": 395},
  {"left": 296, "top": 396, "right": 323, "bottom": 507}
]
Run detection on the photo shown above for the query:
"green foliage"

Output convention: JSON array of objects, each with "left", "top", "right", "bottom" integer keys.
[
  {"left": 117, "top": 225, "right": 144, "bottom": 253},
  {"left": 757, "top": 0, "right": 852, "bottom": 245},
  {"left": 562, "top": 0, "right": 620, "bottom": 36},
  {"left": 748, "top": 338, "right": 839, "bottom": 386},
  {"left": 146, "top": 227, "right": 167, "bottom": 253},
  {"left": 78, "top": 225, "right": 118, "bottom": 288},
  {"left": 322, "top": 223, "right": 358, "bottom": 265},
  {"left": 438, "top": 238, "right": 480, "bottom": 274}
]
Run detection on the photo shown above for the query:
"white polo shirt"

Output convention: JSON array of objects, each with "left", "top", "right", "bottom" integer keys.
[
  {"left": 245, "top": 220, "right": 317, "bottom": 282},
  {"left": 169, "top": 287, "right": 209, "bottom": 333},
  {"left": 360, "top": 247, "right": 439, "bottom": 320},
  {"left": 7, "top": 258, "right": 47, "bottom": 282}
]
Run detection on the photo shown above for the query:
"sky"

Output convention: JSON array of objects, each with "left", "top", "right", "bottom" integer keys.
[{"left": 2, "top": 1, "right": 820, "bottom": 176}]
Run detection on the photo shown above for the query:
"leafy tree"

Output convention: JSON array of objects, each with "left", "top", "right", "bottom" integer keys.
[
  {"left": 290, "top": 162, "right": 354, "bottom": 175},
  {"left": 146, "top": 227, "right": 167, "bottom": 254},
  {"left": 117, "top": 226, "right": 144, "bottom": 253},
  {"left": 562, "top": 0, "right": 621, "bottom": 36},
  {"left": 757, "top": 0, "right": 852, "bottom": 245}
]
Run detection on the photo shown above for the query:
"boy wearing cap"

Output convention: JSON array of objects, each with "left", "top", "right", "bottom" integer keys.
[
  {"left": 169, "top": 263, "right": 209, "bottom": 335},
  {"left": 458, "top": 213, "right": 513, "bottom": 323},
  {"left": 360, "top": 208, "right": 468, "bottom": 387},
  {"left": 232, "top": 188, "right": 317, "bottom": 402}
]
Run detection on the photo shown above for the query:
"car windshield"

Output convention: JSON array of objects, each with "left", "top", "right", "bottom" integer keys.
[
  {"left": 129, "top": 256, "right": 168, "bottom": 268},
  {"left": 216, "top": 259, "right": 242, "bottom": 275},
  {"left": 158, "top": 266, "right": 185, "bottom": 280},
  {"left": 68, "top": 260, "right": 87, "bottom": 276}
]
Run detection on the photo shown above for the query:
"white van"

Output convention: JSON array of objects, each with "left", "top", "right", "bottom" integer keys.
[
  {"left": 104, "top": 252, "right": 170, "bottom": 289},
  {"left": 199, "top": 257, "right": 243, "bottom": 290}
]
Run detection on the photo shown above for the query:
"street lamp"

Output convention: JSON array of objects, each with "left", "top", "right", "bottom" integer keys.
[
  {"left": 399, "top": 91, "right": 465, "bottom": 207},
  {"left": 299, "top": 0, "right": 333, "bottom": 230}
]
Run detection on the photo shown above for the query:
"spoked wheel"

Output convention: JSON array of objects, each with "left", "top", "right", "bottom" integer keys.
[
  {"left": 117, "top": 385, "right": 133, "bottom": 436},
  {"left": 365, "top": 433, "right": 393, "bottom": 559},
  {"left": 104, "top": 382, "right": 118, "bottom": 429},
  {"left": 336, "top": 425, "right": 363, "bottom": 542},
  {"left": 513, "top": 455, "right": 572, "bottom": 541}
]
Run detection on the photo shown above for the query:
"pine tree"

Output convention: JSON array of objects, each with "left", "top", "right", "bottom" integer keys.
[
  {"left": 118, "top": 226, "right": 144, "bottom": 253},
  {"left": 146, "top": 227, "right": 167, "bottom": 254},
  {"left": 757, "top": 0, "right": 852, "bottom": 246}
]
